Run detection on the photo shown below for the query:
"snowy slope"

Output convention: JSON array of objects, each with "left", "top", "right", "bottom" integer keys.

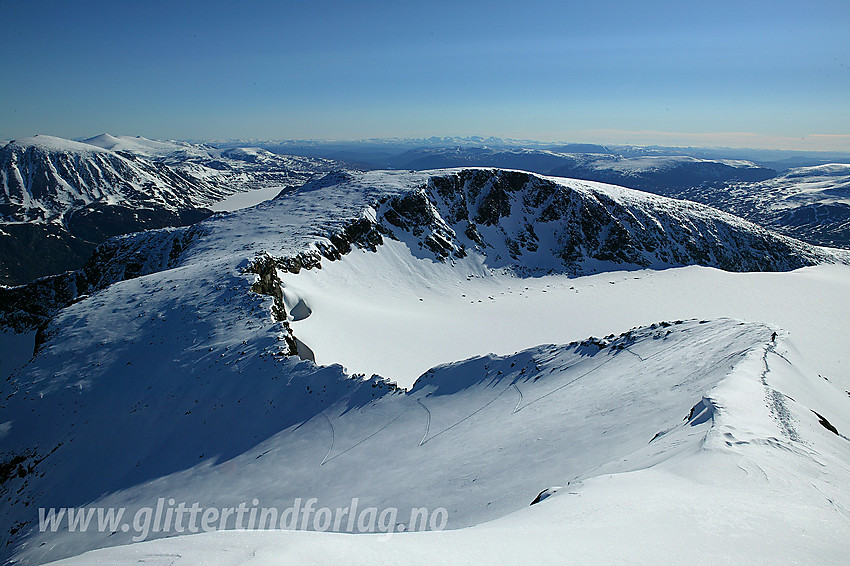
[
  {"left": 1, "top": 168, "right": 848, "bottom": 564},
  {"left": 45, "top": 326, "right": 850, "bottom": 566},
  {"left": 283, "top": 239, "right": 850, "bottom": 387},
  {"left": 10, "top": 316, "right": 850, "bottom": 565}
]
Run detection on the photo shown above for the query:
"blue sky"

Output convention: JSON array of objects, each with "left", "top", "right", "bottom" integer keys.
[{"left": 1, "top": 0, "right": 848, "bottom": 150}]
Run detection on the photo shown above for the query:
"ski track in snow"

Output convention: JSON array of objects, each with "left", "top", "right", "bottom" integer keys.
[
  {"left": 322, "top": 412, "right": 404, "bottom": 464},
  {"left": 510, "top": 383, "right": 522, "bottom": 414},
  {"left": 418, "top": 384, "right": 514, "bottom": 445},
  {"left": 416, "top": 398, "right": 431, "bottom": 447},
  {"left": 319, "top": 411, "right": 335, "bottom": 466},
  {"left": 760, "top": 340, "right": 801, "bottom": 442}
]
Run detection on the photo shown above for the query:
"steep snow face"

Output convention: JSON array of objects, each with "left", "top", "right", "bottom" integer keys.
[{"left": 0, "top": 136, "right": 229, "bottom": 222}]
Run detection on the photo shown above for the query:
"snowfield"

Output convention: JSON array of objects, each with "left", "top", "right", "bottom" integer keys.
[
  {"left": 283, "top": 239, "right": 850, "bottom": 388},
  {"left": 1, "top": 168, "right": 848, "bottom": 565},
  {"left": 209, "top": 186, "right": 287, "bottom": 212}
]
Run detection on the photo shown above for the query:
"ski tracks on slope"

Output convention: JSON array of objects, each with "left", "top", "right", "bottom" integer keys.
[{"left": 760, "top": 339, "right": 801, "bottom": 442}]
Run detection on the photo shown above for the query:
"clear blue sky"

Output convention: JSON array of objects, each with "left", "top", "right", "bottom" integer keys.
[{"left": 2, "top": 0, "right": 848, "bottom": 150}]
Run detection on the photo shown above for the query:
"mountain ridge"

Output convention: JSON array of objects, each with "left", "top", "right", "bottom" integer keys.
[
  {"left": 0, "top": 134, "right": 338, "bottom": 285},
  {"left": 2, "top": 167, "right": 846, "bottom": 349}
]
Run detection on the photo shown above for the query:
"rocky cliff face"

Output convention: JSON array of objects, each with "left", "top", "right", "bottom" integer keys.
[{"left": 370, "top": 169, "right": 842, "bottom": 275}]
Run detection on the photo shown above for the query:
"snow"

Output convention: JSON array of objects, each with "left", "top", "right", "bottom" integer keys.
[
  {"left": 1, "top": 136, "right": 232, "bottom": 221},
  {"left": 2, "top": 167, "right": 849, "bottom": 565},
  {"left": 582, "top": 154, "right": 760, "bottom": 174},
  {"left": 757, "top": 163, "right": 850, "bottom": 209},
  {"left": 283, "top": 240, "right": 850, "bottom": 389},
  {"left": 209, "top": 186, "right": 286, "bottom": 212},
  {"left": 47, "top": 455, "right": 850, "bottom": 566},
  {"left": 7, "top": 135, "right": 109, "bottom": 155},
  {"left": 40, "top": 317, "right": 850, "bottom": 566},
  {"left": 1, "top": 134, "right": 338, "bottom": 224},
  {"left": 80, "top": 134, "right": 209, "bottom": 159},
  {"left": 677, "top": 163, "right": 850, "bottom": 248}
]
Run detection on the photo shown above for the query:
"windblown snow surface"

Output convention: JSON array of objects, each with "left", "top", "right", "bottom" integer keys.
[{"left": 1, "top": 169, "right": 849, "bottom": 565}]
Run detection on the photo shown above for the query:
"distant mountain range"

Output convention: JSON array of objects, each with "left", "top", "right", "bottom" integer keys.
[
  {"left": 245, "top": 137, "right": 850, "bottom": 171},
  {"left": 375, "top": 147, "right": 777, "bottom": 191}
]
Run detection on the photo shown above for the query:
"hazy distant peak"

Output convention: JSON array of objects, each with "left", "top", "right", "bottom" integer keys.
[
  {"left": 80, "top": 133, "right": 189, "bottom": 157},
  {"left": 6, "top": 134, "right": 109, "bottom": 154}
]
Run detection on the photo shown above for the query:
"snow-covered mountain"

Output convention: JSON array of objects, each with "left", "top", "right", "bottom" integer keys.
[
  {"left": 2, "top": 168, "right": 844, "bottom": 335},
  {"left": 0, "top": 135, "right": 338, "bottom": 285},
  {"left": 81, "top": 134, "right": 340, "bottom": 192},
  {"left": 677, "top": 163, "right": 850, "bottom": 248},
  {"left": 80, "top": 133, "right": 207, "bottom": 158},
  {"left": 0, "top": 135, "right": 227, "bottom": 285},
  {"left": 362, "top": 168, "right": 838, "bottom": 274},
  {"left": 370, "top": 146, "right": 850, "bottom": 249},
  {"left": 0, "top": 135, "right": 229, "bottom": 222},
  {"left": 1, "top": 168, "right": 849, "bottom": 565}
]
